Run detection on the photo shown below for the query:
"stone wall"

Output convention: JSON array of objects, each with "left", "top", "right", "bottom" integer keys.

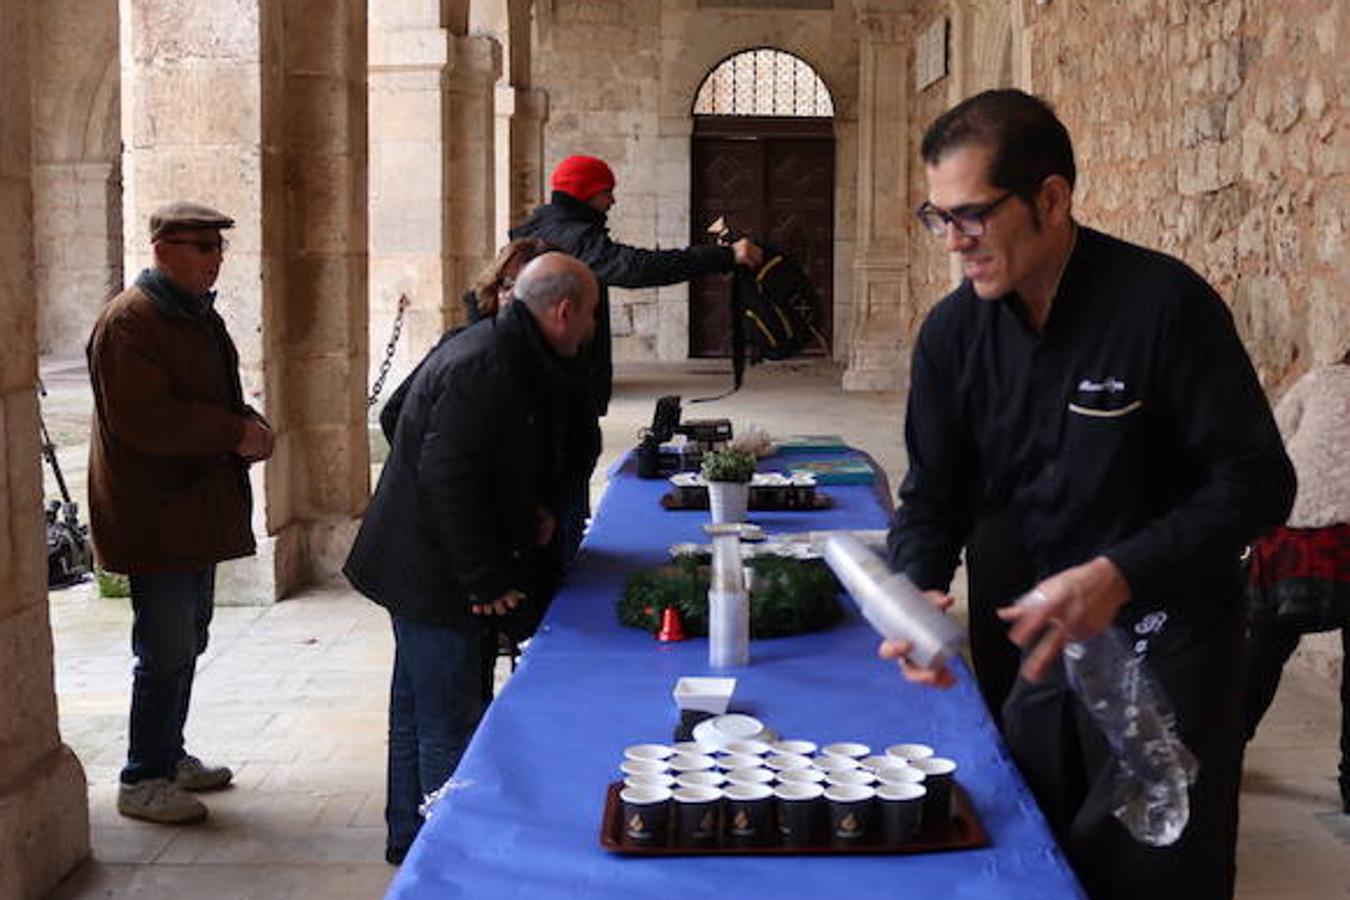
[
  {"left": 901, "top": 1, "right": 1347, "bottom": 390},
  {"left": 532, "top": 0, "right": 860, "bottom": 361},
  {"left": 1021, "top": 0, "right": 1347, "bottom": 689},
  {"left": 0, "top": 0, "right": 91, "bottom": 895},
  {"left": 33, "top": 0, "right": 122, "bottom": 356},
  {"left": 1024, "top": 0, "right": 1347, "bottom": 384}
]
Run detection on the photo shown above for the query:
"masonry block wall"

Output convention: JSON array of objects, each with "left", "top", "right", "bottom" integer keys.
[
  {"left": 0, "top": 0, "right": 92, "bottom": 895},
  {"left": 532, "top": 0, "right": 860, "bottom": 362}
]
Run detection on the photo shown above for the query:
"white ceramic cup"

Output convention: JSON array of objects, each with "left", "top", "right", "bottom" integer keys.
[
  {"left": 771, "top": 739, "right": 818, "bottom": 756},
  {"left": 826, "top": 768, "right": 878, "bottom": 787},
  {"left": 620, "top": 758, "right": 669, "bottom": 777},
  {"left": 675, "top": 770, "right": 727, "bottom": 788},
  {"left": 885, "top": 743, "right": 935, "bottom": 763},
  {"left": 765, "top": 752, "right": 813, "bottom": 771},
  {"left": 724, "top": 767, "right": 775, "bottom": 787},
  {"left": 822, "top": 742, "right": 871, "bottom": 759},
  {"left": 777, "top": 767, "right": 827, "bottom": 785},
  {"left": 624, "top": 743, "right": 674, "bottom": 762}
]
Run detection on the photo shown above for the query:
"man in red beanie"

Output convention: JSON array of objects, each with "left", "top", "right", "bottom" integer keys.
[{"left": 511, "top": 154, "right": 762, "bottom": 417}]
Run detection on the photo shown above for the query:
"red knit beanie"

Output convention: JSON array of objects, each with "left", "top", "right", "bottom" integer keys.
[{"left": 550, "top": 155, "right": 616, "bottom": 201}]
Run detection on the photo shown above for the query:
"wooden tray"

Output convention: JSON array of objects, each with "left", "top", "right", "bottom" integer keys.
[
  {"left": 599, "top": 781, "right": 989, "bottom": 856},
  {"left": 660, "top": 490, "right": 832, "bottom": 512}
]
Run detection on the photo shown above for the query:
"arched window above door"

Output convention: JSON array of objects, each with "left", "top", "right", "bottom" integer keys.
[{"left": 693, "top": 49, "right": 834, "bottom": 118}]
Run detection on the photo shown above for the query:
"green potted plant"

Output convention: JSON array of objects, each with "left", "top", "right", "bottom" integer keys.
[{"left": 700, "top": 446, "right": 756, "bottom": 523}]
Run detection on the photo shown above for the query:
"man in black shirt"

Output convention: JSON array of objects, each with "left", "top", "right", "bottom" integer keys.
[{"left": 881, "top": 90, "right": 1294, "bottom": 899}]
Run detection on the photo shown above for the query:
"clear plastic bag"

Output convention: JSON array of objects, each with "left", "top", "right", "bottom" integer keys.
[{"left": 1062, "top": 628, "right": 1199, "bottom": 846}]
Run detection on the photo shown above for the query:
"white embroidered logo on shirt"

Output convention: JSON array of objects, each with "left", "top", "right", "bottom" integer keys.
[{"left": 1076, "top": 377, "right": 1127, "bottom": 393}]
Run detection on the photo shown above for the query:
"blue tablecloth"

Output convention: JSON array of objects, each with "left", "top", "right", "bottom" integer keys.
[{"left": 387, "top": 453, "right": 1083, "bottom": 899}]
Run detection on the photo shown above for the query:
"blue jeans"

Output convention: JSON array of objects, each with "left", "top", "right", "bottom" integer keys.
[
  {"left": 386, "top": 615, "right": 485, "bottom": 855},
  {"left": 121, "top": 568, "right": 215, "bottom": 784}
]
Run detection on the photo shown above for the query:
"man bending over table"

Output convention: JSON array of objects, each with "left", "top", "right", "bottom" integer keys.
[{"left": 344, "top": 252, "right": 600, "bottom": 864}]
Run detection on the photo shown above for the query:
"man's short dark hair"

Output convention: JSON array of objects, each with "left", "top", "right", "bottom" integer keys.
[{"left": 920, "top": 89, "right": 1076, "bottom": 193}]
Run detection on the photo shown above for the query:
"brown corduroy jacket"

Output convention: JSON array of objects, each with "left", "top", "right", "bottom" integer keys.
[{"left": 86, "top": 274, "right": 256, "bottom": 575}]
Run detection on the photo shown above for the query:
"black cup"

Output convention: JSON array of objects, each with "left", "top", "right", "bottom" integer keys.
[
  {"left": 673, "top": 786, "right": 723, "bottom": 848},
  {"left": 911, "top": 757, "right": 957, "bottom": 824},
  {"left": 620, "top": 785, "right": 672, "bottom": 847},
  {"left": 723, "top": 783, "right": 774, "bottom": 847},
  {"left": 876, "top": 782, "right": 926, "bottom": 844},
  {"left": 824, "top": 784, "right": 876, "bottom": 847},
  {"left": 774, "top": 782, "right": 825, "bottom": 847}
]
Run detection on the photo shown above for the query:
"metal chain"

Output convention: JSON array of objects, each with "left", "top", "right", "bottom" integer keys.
[{"left": 368, "top": 293, "right": 410, "bottom": 408}]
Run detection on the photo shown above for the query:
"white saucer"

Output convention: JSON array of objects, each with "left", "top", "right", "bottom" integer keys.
[{"left": 691, "top": 714, "right": 777, "bottom": 750}]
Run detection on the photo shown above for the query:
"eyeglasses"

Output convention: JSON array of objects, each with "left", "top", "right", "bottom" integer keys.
[
  {"left": 159, "top": 236, "right": 229, "bottom": 254},
  {"left": 915, "top": 191, "right": 1016, "bottom": 238}
]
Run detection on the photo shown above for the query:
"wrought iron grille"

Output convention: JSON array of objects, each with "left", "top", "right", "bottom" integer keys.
[{"left": 693, "top": 49, "right": 834, "bottom": 117}]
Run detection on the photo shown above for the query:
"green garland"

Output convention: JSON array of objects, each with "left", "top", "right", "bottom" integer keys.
[{"left": 617, "top": 556, "right": 843, "bottom": 638}]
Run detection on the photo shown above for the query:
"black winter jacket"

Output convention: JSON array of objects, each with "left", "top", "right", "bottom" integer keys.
[
  {"left": 345, "top": 302, "right": 598, "bottom": 633},
  {"left": 510, "top": 191, "right": 737, "bottom": 414}
]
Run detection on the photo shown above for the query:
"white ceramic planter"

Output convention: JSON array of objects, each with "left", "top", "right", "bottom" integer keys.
[{"left": 707, "top": 480, "right": 750, "bottom": 524}]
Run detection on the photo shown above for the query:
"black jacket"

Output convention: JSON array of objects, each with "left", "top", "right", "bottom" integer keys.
[
  {"left": 345, "top": 302, "right": 598, "bottom": 633},
  {"left": 888, "top": 226, "right": 1295, "bottom": 630},
  {"left": 510, "top": 191, "right": 736, "bottom": 414}
]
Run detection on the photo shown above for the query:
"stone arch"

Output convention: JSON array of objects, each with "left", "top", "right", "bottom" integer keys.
[
  {"left": 32, "top": 0, "right": 123, "bottom": 355},
  {"left": 654, "top": 31, "right": 859, "bottom": 361}
]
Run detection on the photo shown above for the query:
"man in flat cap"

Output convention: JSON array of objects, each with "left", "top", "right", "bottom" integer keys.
[{"left": 87, "top": 201, "right": 275, "bottom": 824}]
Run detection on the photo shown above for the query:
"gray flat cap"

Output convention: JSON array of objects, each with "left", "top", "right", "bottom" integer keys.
[{"left": 149, "top": 201, "right": 235, "bottom": 239}]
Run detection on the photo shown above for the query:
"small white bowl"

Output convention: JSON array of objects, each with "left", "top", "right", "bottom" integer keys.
[
  {"left": 624, "top": 772, "right": 676, "bottom": 789},
  {"left": 673, "top": 740, "right": 719, "bottom": 755},
  {"left": 723, "top": 739, "right": 772, "bottom": 756},
  {"left": 673, "top": 677, "right": 736, "bottom": 715}
]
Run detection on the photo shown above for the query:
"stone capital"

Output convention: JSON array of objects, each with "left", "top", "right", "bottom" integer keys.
[
  {"left": 446, "top": 33, "right": 502, "bottom": 87},
  {"left": 853, "top": 5, "right": 911, "bottom": 43}
]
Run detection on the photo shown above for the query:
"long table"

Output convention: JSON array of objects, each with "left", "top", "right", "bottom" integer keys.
[{"left": 387, "top": 452, "right": 1084, "bottom": 898}]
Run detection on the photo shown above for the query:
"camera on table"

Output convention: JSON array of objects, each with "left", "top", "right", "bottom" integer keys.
[{"left": 636, "top": 395, "right": 733, "bottom": 479}]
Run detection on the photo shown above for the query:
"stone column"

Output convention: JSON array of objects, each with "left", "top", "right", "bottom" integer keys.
[
  {"left": 445, "top": 34, "right": 501, "bottom": 315},
  {"left": 32, "top": 0, "right": 122, "bottom": 355},
  {"left": 843, "top": 8, "right": 912, "bottom": 392},
  {"left": 367, "top": 23, "right": 498, "bottom": 394},
  {"left": 509, "top": 87, "right": 549, "bottom": 227},
  {"left": 0, "top": 2, "right": 91, "bottom": 896},
  {"left": 121, "top": 0, "right": 368, "bottom": 599}
]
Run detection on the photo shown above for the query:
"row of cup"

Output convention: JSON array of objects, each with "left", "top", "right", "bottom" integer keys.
[{"left": 620, "top": 779, "right": 931, "bottom": 849}]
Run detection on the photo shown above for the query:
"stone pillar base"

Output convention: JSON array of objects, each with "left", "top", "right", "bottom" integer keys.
[
  {"left": 216, "top": 536, "right": 280, "bottom": 607},
  {"left": 218, "top": 519, "right": 363, "bottom": 604},
  {"left": 0, "top": 746, "right": 89, "bottom": 900}
]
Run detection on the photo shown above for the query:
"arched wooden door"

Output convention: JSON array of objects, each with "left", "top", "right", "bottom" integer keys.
[
  {"left": 688, "top": 49, "right": 835, "bottom": 359},
  {"left": 689, "top": 117, "right": 834, "bottom": 357}
]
